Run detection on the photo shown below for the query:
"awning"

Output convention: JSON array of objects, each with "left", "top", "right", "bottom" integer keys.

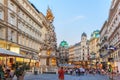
[
  {"left": 0, "top": 48, "right": 25, "bottom": 58},
  {"left": 59, "top": 64, "right": 75, "bottom": 68}
]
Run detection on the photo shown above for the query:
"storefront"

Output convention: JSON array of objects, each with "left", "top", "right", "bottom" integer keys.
[
  {"left": 0, "top": 48, "right": 24, "bottom": 68},
  {"left": 0, "top": 56, "right": 6, "bottom": 65}
]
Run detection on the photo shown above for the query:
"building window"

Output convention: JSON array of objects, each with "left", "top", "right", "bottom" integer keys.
[
  {"left": 18, "top": 20, "right": 22, "bottom": 29},
  {"left": 11, "top": 30, "right": 14, "bottom": 41},
  {"left": 22, "top": 36, "right": 24, "bottom": 45},
  {"left": 83, "top": 49, "right": 84, "bottom": 52},
  {"left": 116, "top": 17, "right": 117, "bottom": 21},
  {"left": 0, "top": 0, "right": 4, "bottom": 4},
  {"left": 0, "top": 27, "right": 4, "bottom": 39},
  {"left": 9, "top": 2, "right": 16, "bottom": 11},
  {"left": 10, "top": 13, "right": 16, "bottom": 25},
  {"left": 18, "top": 35, "right": 21, "bottom": 44},
  {"left": 10, "top": 2, "right": 14, "bottom": 7},
  {"left": 0, "top": 9, "right": 3, "bottom": 20},
  {"left": 0, "top": 10, "right": 2, "bottom": 19}
]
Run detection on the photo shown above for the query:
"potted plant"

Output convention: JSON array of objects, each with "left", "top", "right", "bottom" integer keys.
[{"left": 13, "top": 62, "right": 30, "bottom": 80}]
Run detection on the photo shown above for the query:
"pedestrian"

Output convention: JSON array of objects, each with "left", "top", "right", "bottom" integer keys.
[
  {"left": 75, "top": 68, "right": 79, "bottom": 76},
  {"left": 9, "top": 68, "right": 15, "bottom": 80},
  {"left": 70, "top": 68, "right": 72, "bottom": 75},
  {"left": 0, "top": 64, "right": 5, "bottom": 80},
  {"left": 58, "top": 67, "right": 64, "bottom": 80}
]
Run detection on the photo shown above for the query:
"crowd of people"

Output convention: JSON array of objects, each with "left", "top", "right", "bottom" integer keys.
[
  {"left": 0, "top": 64, "right": 14, "bottom": 80},
  {"left": 58, "top": 66, "right": 120, "bottom": 80}
]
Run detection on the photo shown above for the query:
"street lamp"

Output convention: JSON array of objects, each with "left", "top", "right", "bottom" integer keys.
[{"left": 39, "top": 52, "right": 41, "bottom": 57}]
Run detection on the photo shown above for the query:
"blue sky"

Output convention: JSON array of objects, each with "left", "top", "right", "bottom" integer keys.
[{"left": 29, "top": 0, "right": 111, "bottom": 46}]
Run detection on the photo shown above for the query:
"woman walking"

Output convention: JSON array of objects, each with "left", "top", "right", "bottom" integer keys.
[{"left": 58, "top": 67, "right": 64, "bottom": 80}]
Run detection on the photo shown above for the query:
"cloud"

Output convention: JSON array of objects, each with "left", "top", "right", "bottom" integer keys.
[
  {"left": 58, "top": 15, "right": 85, "bottom": 25},
  {"left": 65, "top": 15, "right": 85, "bottom": 24},
  {"left": 72, "top": 15, "right": 85, "bottom": 21}
]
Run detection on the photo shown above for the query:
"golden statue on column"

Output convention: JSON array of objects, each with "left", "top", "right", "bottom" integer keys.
[{"left": 46, "top": 7, "right": 54, "bottom": 23}]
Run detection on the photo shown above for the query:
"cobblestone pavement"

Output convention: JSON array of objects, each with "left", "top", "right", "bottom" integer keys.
[{"left": 13, "top": 73, "right": 112, "bottom": 80}]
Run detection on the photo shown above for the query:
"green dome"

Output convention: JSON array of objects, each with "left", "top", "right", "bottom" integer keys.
[
  {"left": 60, "top": 40, "right": 69, "bottom": 48},
  {"left": 91, "top": 30, "right": 100, "bottom": 38}
]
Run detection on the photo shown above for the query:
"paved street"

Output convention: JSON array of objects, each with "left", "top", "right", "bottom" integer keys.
[{"left": 13, "top": 72, "right": 111, "bottom": 80}]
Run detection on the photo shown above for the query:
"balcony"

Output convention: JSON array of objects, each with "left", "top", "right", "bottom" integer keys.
[
  {"left": 90, "top": 55, "right": 96, "bottom": 60},
  {"left": 100, "top": 45, "right": 117, "bottom": 58},
  {"left": 99, "top": 52, "right": 108, "bottom": 58},
  {"left": 90, "top": 52, "right": 96, "bottom": 60}
]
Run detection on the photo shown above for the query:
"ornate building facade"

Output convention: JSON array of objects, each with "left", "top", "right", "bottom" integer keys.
[
  {"left": 79, "top": 33, "right": 89, "bottom": 67},
  {"left": 68, "top": 42, "right": 81, "bottom": 65},
  {"left": 68, "top": 45, "right": 75, "bottom": 64},
  {"left": 73, "top": 42, "right": 81, "bottom": 63},
  {"left": 107, "top": 0, "right": 120, "bottom": 64},
  {"left": 89, "top": 30, "right": 100, "bottom": 68},
  {"left": 68, "top": 33, "right": 89, "bottom": 67},
  {"left": 80, "top": 33, "right": 89, "bottom": 61},
  {"left": 0, "top": 0, "right": 57, "bottom": 72},
  {"left": 58, "top": 40, "right": 69, "bottom": 66},
  {"left": 39, "top": 7, "right": 57, "bottom": 72},
  {"left": 99, "top": 21, "right": 109, "bottom": 62},
  {"left": 99, "top": 0, "right": 120, "bottom": 71}
]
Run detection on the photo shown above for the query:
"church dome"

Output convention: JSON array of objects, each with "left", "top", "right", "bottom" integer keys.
[
  {"left": 91, "top": 30, "right": 100, "bottom": 38},
  {"left": 60, "top": 40, "right": 69, "bottom": 48}
]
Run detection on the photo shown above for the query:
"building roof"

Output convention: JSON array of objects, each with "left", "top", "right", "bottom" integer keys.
[
  {"left": 82, "top": 32, "right": 87, "bottom": 37},
  {"left": 74, "top": 42, "right": 81, "bottom": 46},
  {"left": 29, "top": 1, "right": 40, "bottom": 13},
  {"left": 91, "top": 30, "right": 100, "bottom": 38},
  {"left": 59, "top": 40, "right": 69, "bottom": 48}
]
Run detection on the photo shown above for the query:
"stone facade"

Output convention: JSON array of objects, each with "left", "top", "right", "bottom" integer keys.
[
  {"left": 89, "top": 30, "right": 100, "bottom": 68},
  {"left": 99, "top": 21, "right": 109, "bottom": 62},
  {"left": 99, "top": 0, "right": 120, "bottom": 70},
  {"left": 0, "top": 0, "right": 57, "bottom": 71},
  {"left": 80, "top": 33, "right": 89, "bottom": 61},
  {"left": 73, "top": 42, "right": 81, "bottom": 61},
  {"left": 89, "top": 30, "right": 100, "bottom": 60},
  {"left": 68, "top": 46, "right": 74, "bottom": 64},
  {"left": 68, "top": 33, "right": 89, "bottom": 66},
  {"left": 107, "top": 0, "right": 120, "bottom": 62},
  {"left": 58, "top": 40, "right": 69, "bottom": 65}
]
